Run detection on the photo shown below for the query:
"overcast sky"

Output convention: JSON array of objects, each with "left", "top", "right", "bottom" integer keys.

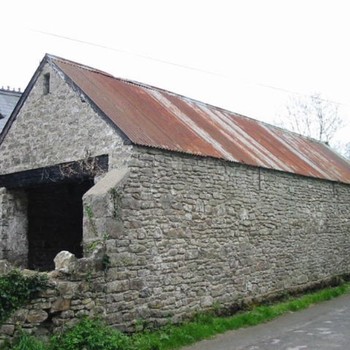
[{"left": 2, "top": 0, "right": 350, "bottom": 144}]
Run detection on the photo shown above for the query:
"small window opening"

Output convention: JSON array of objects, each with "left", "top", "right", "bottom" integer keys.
[{"left": 43, "top": 73, "right": 50, "bottom": 95}]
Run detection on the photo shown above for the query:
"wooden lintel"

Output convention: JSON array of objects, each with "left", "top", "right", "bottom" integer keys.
[{"left": 0, "top": 155, "right": 108, "bottom": 189}]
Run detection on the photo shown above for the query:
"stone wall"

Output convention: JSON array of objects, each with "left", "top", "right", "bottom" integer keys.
[
  {"left": 0, "top": 188, "right": 27, "bottom": 265},
  {"left": 0, "top": 254, "right": 107, "bottom": 342},
  {"left": 100, "top": 147, "right": 350, "bottom": 327},
  {"left": 0, "top": 62, "right": 132, "bottom": 261},
  {"left": 0, "top": 62, "right": 132, "bottom": 176},
  {"left": 1, "top": 146, "right": 349, "bottom": 340}
]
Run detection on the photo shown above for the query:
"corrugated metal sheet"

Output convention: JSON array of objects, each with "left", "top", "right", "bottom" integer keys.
[{"left": 52, "top": 56, "right": 350, "bottom": 184}]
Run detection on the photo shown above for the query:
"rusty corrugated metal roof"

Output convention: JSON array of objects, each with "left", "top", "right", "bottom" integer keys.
[{"left": 50, "top": 55, "right": 350, "bottom": 184}]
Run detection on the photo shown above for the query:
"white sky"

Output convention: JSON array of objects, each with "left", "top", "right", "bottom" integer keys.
[{"left": 2, "top": 0, "right": 350, "bottom": 144}]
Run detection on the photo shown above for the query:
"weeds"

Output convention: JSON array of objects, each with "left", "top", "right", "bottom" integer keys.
[
  {"left": 7, "top": 332, "right": 46, "bottom": 350},
  {"left": 50, "top": 318, "right": 131, "bottom": 350}
]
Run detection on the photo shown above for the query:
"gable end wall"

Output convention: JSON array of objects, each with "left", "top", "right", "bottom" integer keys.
[
  {"left": 0, "top": 62, "right": 133, "bottom": 264},
  {"left": 0, "top": 63, "right": 132, "bottom": 175}
]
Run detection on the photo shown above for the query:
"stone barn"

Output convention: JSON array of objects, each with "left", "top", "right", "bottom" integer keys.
[{"left": 0, "top": 54, "right": 349, "bottom": 333}]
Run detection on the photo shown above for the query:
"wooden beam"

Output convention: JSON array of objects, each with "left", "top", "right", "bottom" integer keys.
[{"left": 0, "top": 155, "right": 108, "bottom": 189}]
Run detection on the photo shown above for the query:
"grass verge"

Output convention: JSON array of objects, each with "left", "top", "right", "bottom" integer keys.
[
  {"left": 131, "top": 282, "right": 350, "bottom": 349},
  {"left": 3, "top": 282, "right": 350, "bottom": 350}
]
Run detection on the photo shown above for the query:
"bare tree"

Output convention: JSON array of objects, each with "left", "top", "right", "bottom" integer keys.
[
  {"left": 346, "top": 143, "right": 350, "bottom": 159},
  {"left": 277, "top": 93, "right": 344, "bottom": 145},
  {"left": 333, "top": 141, "right": 350, "bottom": 160}
]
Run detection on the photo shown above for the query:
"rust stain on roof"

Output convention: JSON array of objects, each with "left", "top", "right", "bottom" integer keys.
[{"left": 51, "top": 55, "right": 350, "bottom": 184}]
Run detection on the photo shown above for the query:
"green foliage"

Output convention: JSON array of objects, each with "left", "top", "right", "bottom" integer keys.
[
  {"left": 49, "top": 318, "right": 132, "bottom": 350},
  {"left": 8, "top": 332, "right": 46, "bottom": 350},
  {"left": 84, "top": 205, "right": 98, "bottom": 237},
  {"left": 0, "top": 270, "right": 48, "bottom": 325},
  {"left": 85, "top": 240, "right": 102, "bottom": 254}
]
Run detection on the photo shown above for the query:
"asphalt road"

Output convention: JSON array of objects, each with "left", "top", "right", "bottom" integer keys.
[{"left": 182, "top": 293, "right": 350, "bottom": 350}]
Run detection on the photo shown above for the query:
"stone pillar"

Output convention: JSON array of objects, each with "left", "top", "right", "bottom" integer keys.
[
  {"left": 82, "top": 168, "right": 129, "bottom": 254},
  {"left": 0, "top": 188, "right": 28, "bottom": 266},
  {"left": 0, "top": 188, "right": 7, "bottom": 260}
]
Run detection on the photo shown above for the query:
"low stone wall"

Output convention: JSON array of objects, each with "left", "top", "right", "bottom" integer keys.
[{"left": 0, "top": 252, "right": 107, "bottom": 343}]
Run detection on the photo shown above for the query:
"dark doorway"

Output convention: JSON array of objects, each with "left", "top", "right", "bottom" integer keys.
[{"left": 26, "top": 179, "right": 93, "bottom": 271}]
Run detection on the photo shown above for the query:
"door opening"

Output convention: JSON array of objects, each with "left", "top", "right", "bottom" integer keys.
[{"left": 26, "top": 179, "right": 93, "bottom": 271}]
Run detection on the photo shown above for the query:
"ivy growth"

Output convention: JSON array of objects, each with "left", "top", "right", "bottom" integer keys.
[
  {"left": 84, "top": 204, "right": 98, "bottom": 237},
  {"left": 0, "top": 270, "right": 49, "bottom": 325}
]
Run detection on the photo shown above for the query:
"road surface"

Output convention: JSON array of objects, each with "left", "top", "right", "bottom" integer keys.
[{"left": 183, "top": 293, "right": 350, "bottom": 350}]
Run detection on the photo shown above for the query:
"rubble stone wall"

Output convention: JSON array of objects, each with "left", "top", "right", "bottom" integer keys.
[
  {"left": 101, "top": 147, "right": 350, "bottom": 327},
  {"left": 0, "top": 62, "right": 132, "bottom": 261},
  {"left": 0, "top": 62, "right": 132, "bottom": 176},
  {"left": 0, "top": 258, "right": 107, "bottom": 342},
  {"left": 0, "top": 188, "right": 27, "bottom": 265},
  {"left": 1, "top": 146, "right": 349, "bottom": 341}
]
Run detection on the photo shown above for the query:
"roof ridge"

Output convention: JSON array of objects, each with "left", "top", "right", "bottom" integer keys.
[
  {"left": 47, "top": 54, "right": 183, "bottom": 98},
  {"left": 46, "top": 54, "right": 115, "bottom": 78},
  {"left": 47, "top": 54, "right": 181, "bottom": 96},
  {"left": 0, "top": 87, "right": 22, "bottom": 95}
]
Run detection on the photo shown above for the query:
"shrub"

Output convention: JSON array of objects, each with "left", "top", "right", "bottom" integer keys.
[
  {"left": 49, "top": 318, "right": 132, "bottom": 350},
  {"left": 8, "top": 332, "right": 46, "bottom": 350}
]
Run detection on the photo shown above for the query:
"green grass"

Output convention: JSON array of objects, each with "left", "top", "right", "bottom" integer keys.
[
  {"left": 130, "top": 282, "right": 350, "bottom": 349},
  {"left": 4, "top": 332, "right": 46, "bottom": 350},
  {"left": 3, "top": 282, "right": 350, "bottom": 350}
]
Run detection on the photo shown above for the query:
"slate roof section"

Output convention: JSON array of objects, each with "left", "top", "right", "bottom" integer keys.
[
  {"left": 0, "top": 88, "right": 21, "bottom": 132},
  {"left": 2, "top": 54, "right": 350, "bottom": 184}
]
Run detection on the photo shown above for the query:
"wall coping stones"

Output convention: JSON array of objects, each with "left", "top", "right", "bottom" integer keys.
[{"left": 84, "top": 168, "right": 129, "bottom": 198}]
